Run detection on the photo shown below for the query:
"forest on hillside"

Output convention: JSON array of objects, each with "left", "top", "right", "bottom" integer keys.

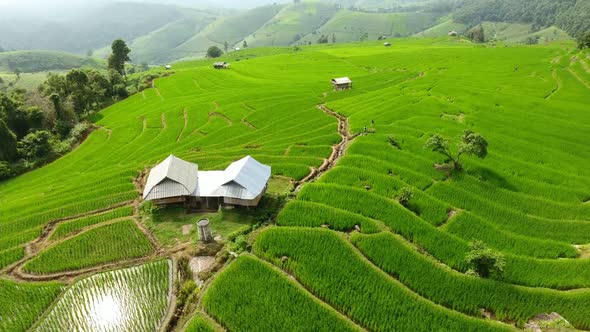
[{"left": 453, "top": 0, "right": 590, "bottom": 37}]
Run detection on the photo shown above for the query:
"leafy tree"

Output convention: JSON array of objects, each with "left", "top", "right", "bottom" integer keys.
[
  {"left": 86, "top": 49, "right": 94, "bottom": 57},
  {"left": 424, "top": 130, "right": 488, "bottom": 171},
  {"left": 17, "top": 130, "right": 53, "bottom": 161},
  {"left": 206, "top": 46, "right": 223, "bottom": 58},
  {"left": 578, "top": 32, "right": 590, "bottom": 49},
  {"left": 224, "top": 41, "right": 229, "bottom": 53},
  {"left": 359, "top": 32, "right": 369, "bottom": 42},
  {"left": 332, "top": 33, "right": 336, "bottom": 43},
  {"left": 140, "top": 62, "right": 150, "bottom": 71},
  {"left": 465, "top": 241, "right": 505, "bottom": 279},
  {"left": 0, "top": 119, "right": 17, "bottom": 161},
  {"left": 466, "top": 25, "right": 485, "bottom": 43},
  {"left": 317, "top": 35, "right": 329, "bottom": 44},
  {"left": 108, "top": 39, "right": 131, "bottom": 76},
  {"left": 14, "top": 68, "right": 21, "bottom": 79},
  {"left": 243, "top": 40, "right": 248, "bottom": 49}
]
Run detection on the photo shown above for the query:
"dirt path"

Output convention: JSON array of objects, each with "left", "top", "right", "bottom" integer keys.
[
  {"left": 209, "top": 112, "right": 232, "bottom": 126},
  {"left": 153, "top": 81, "right": 164, "bottom": 101},
  {"left": 545, "top": 69, "right": 561, "bottom": 99},
  {"left": 177, "top": 108, "right": 188, "bottom": 142},
  {"left": 161, "top": 113, "right": 168, "bottom": 129},
  {"left": 292, "top": 103, "right": 358, "bottom": 192},
  {"left": 242, "top": 119, "right": 257, "bottom": 130}
]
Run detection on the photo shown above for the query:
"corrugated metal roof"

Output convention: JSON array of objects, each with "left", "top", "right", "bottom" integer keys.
[
  {"left": 143, "top": 155, "right": 199, "bottom": 200},
  {"left": 144, "top": 155, "right": 270, "bottom": 202},
  {"left": 331, "top": 77, "right": 352, "bottom": 85}
]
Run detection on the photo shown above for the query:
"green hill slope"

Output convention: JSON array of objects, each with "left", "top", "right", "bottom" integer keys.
[
  {"left": 0, "top": 50, "right": 104, "bottom": 73},
  {"left": 2, "top": 38, "right": 590, "bottom": 331},
  {"left": 243, "top": 2, "right": 340, "bottom": 47},
  {"left": 167, "top": 4, "right": 285, "bottom": 61},
  {"left": 301, "top": 9, "right": 438, "bottom": 44}
]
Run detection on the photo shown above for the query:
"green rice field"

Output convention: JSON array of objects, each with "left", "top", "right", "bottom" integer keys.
[{"left": 1, "top": 36, "right": 590, "bottom": 330}]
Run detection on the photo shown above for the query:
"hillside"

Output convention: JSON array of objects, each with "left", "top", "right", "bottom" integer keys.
[
  {"left": 0, "top": 50, "right": 104, "bottom": 72},
  {"left": 0, "top": 2, "right": 200, "bottom": 53},
  {"left": 1, "top": 38, "right": 590, "bottom": 331}
]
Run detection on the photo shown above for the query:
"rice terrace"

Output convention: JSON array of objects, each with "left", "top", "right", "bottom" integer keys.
[{"left": 1, "top": 1, "right": 590, "bottom": 331}]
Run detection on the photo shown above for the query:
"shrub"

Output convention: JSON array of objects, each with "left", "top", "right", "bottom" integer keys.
[
  {"left": 465, "top": 241, "right": 505, "bottom": 279},
  {"left": 206, "top": 46, "right": 223, "bottom": 58},
  {"left": 397, "top": 187, "right": 414, "bottom": 207}
]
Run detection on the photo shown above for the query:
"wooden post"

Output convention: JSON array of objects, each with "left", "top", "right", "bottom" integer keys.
[{"left": 197, "top": 218, "right": 213, "bottom": 242}]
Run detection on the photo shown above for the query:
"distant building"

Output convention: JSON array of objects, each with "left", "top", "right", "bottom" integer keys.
[
  {"left": 213, "top": 62, "right": 230, "bottom": 69},
  {"left": 164, "top": 65, "right": 172, "bottom": 70},
  {"left": 143, "top": 155, "right": 271, "bottom": 209},
  {"left": 331, "top": 77, "right": 352, "bottom": 90},
  {"left": 448, "top": 31, "right": 458, "bottom": 37},
  {"left": 384, "top": 42, "right": 392, "bottom": 47}
]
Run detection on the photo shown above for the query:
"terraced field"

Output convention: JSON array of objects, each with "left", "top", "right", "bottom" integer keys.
[{"left": 1, "top": 37, "right": 590, "bottom": 330}]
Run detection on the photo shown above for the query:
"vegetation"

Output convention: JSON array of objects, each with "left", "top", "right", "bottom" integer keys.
[
  {"left": 254, "top": 228, "right": 511, "bottom": 331},
  {"left": 465, "top": 240, "right": 505, "bottom": 279},
  {"left": 203, "top": 255, "right": 361, "bottom": 331},
  {"left": 0, "top": 279, "right": 63, "bottom": 332},
  {"left": 578, "top": 32, "right": 590, "bottom": 49},
  {"left": 0, "top": 50, "right": 104, "bottom": 73},
  {"left": 24, "top": 220, "right": 153, "bottom": 274},
  {"left": 33, "top": 260, "right": 170, "bottom": 332},
  {"left": 453, "top": 0, "right": 590, "bottom": 38},
  {"left": 424, "top": 130, "right": 488, "bottom": 172},
  {"left": 108, "top": 39, "right": 131, "bottom": 76},
  {"left": 49, "top": 206, "right": 135, "bottom": 240},
  {"left": 206, "top": 46, "right": 223, "bottom": 58}
]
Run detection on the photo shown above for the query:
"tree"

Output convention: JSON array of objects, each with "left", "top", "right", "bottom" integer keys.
[
  {"left": 317, "top": 35, "right": 329, "bottom": 44},
  {"left": 332, "top": 33, "right": 336, "bottom": 43},
  {"left": 86, "top": 49, "right": 94, "bottom": 57},
  {"left": 108, "top": 39, "right": 131, "bottom": 77},
  {"left": 206, "top": 46, "right": 223, "bottom": 58},
  {"left": 577, "top": 32, "right": 590, "bottom": 49},
  {"left": 466, "top": 25, "right": 485, "bottom": 43},
  {"left": 14, "top": 68, "right": 21, "bottom": 79},
  {"left": 18, "top": 130, "right": 53, "bottom": 161},
  {"left": 224, "top": 41, "right": 229, "bottom": 53},
  {"left": 424, "top": 130, "right": 488, "bottom": 171},
  {"left": 0, "top": 119, "right": 17, "bottom": 161},
  {"left": 465, "top": 241, "right": 505, "bottom": 279},
  {"left": 243, "top": 40, "right": 248, "bottom": 49}
]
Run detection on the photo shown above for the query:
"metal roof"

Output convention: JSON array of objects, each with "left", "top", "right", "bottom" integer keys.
[
  {"left": 143, "top": 155, "right": 199, "bottom": 200},
  {"left": 331, "top": 77, "right": 352, "bottom": 85},
  {"left": 144, "top": 155, "right": 270, "bottom": 202}
]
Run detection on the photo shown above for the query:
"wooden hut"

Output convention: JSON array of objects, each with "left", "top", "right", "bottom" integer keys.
[
  {"left": 384, "top": 42, "right": 392, "bottom": 47},
  {"left": 331, "top": 77, "right": 352, "bottom": 91},
  {"left": 213, "top": 62, "right": 230, "bottom": 69}
]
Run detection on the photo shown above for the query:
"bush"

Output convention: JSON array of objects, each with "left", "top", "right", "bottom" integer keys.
[
  {"left": 465, "top": 241, "right": 505, "bottom": 279},
  {"left": 397, "top": 187, "right": 414, "bottom": 207},
  {"left": 0, "top": 161, "right": 13, "bottom": 180},
  {"left": 227, "top": 235, "right": 249, "bottom": 253}
]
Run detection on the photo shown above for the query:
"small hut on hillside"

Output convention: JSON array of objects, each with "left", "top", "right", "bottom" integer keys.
[
  {"left": 384, "top": 42, "right": 392, "bottom": 47},
  {"left": 448, "top": 31, "right": 458, "bottom": 37},
  {"left": 331, "top": 77, "right": 352, "bottom": 91},
  {"left": 143, "top": 155, "right": 271, "bottom": 209},
  {"left": 213, "top": 62, "right": 230, "bottom": 69}
]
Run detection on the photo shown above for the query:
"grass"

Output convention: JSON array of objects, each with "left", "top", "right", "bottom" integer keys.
[
  {"left": 49, "top": 206, "right": 135, "bottom": 240},
  {"left": 204, "top": 254, "right": 361, "bottom": 331},
  {"left": 0, "top": 278, "right": 63, "bottom": 332},
  {"left": 24, "top": 220, "right": 153, "bottom": 274},
  {"left": 33, "top": 260, "right": 170, "bottom": 332},
  {"left": 254, "top": 227, "right": 512, "bottom": 332}
]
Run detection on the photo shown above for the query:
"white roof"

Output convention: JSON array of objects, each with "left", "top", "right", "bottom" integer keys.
[
  {"left": 331, "top": 77, "right": 352, "bottom": 84},
  {"left": 143, "top": 155, "right": 199, "bottom": 200},
  {"left": 144, "top": 155, "right": 271, "bottom": 202}
]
